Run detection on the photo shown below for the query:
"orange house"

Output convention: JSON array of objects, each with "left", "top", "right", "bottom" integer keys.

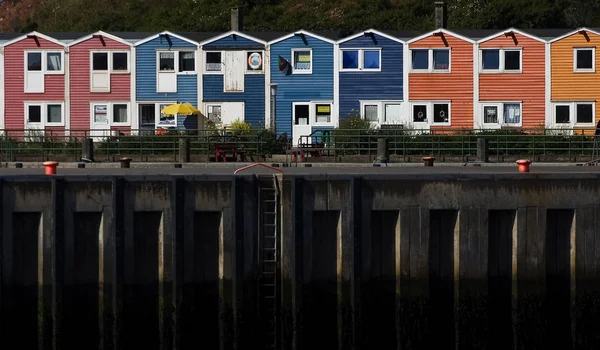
[
  {"left": 407, "top": 28, "right": 475, "bottom": 130},
  {"left": 476, "top": 29, "right": 547, "bottom": 129},
  {"left": 549, "top": 28, "right": 600, "bottom": 131}
]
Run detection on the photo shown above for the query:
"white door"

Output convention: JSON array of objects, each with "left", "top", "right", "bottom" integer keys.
[
  {"left": 383, "top": 103, "right": 402, "bottom": 124},
  {"left": 224, "top": 51, "right": 245, "bottom": 92},
  {"left": 157, "top": 52, "right": 177, "bottom": 93},
  {"left": 25, "top": 52, "right": 44, "bottom": 93},
  {"left": 90, "top": 103, "right": 110, "bottom": 140},
  {"left": 91, "top": 52, "right": 110, "bottom": 92},
  {"left": 292, "top": 103, "right": 311, "bottom": 146},
  {"left": 221, "top": 102, "right": 245, "bottom": 126}
]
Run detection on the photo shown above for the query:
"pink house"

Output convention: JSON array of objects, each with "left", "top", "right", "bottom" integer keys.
[
  {"left": 2, "top": 32, "right": 68, "bottom": 136},
  {"left": 67, "top": 31, "right": 135, "bottom": 137}
]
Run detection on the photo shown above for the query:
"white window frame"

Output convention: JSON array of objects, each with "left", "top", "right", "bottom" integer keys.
[
  {"left": 480, "top": 48, "right": 522, "bottom": 73},
  {"left": 410, "top": 48, "right": 451, "bottom": 73},
  {"left": 204, "top": 51, "right": 223, "bottom": 74},
  {"left": 24, "top": 102, "right": 65, "bottom": 127},
  {"left": 313, "top": 102, "right": 333, "bottom": 125},
  {"left": 246, "top": 50, "right": 265, "bottom": 73},
  {"left": 340, "top": 48, "right": 382, "bottom": 72},
  {"left": 291, "top": 48, "right": 313, "bottom": 75},
  {"left": 156, "top": 50, "right": 197, "bottom": 76},
  {"left": 360, "top": 101, "right": 382, "bottom": 124},
  {"left": 25, "top": 50, "right": 65, "bottom": 75},
  {"left": 410, "top": 101, "right": 452, "bottom": 126},
  {"left": 552, "top": 101, "right": 595, "bottom": 127},
  {"left": 110, "top": 51, "right": 130, "bottom": 74},
  {"left": 90, "top": 102, "right": 131, "bottom": 127},
  {"left": 205, "top": 104, "right": 223, "bottom": 124},
  {"left": 480, "top": 102, "right": 523, "bottom": 128},
  {"left": 574, "top": 48, "right": 595, "bottom": 73}
]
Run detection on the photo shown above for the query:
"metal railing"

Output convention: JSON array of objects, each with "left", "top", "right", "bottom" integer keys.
[
  {"left": 0, "top": 127, "right": 599, "bottom": 162},
  {"left": 296, "top": 127, "right": 600, "bottom": 162},
  {"left": 0, "top": 128, "right": 279, "bottom": 162}
]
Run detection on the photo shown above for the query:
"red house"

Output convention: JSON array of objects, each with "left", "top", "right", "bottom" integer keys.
[
  {"left": 67, "top": 31, "right": 135, "bottom": 137},
  {"left": 3, "top": 32, "right": 68, "bottom": 137}
]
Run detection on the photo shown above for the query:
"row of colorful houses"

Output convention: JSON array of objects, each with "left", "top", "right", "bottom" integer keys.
[{"left": 0, "top": 26, "right": 599, "bottom": 143}]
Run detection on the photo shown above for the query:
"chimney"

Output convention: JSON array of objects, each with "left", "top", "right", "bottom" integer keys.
[
  {"left": 231, "top": 7, "right": 243, "bottom": 32},
  {"left": 435, "top": 1, "right": 447, "bottom": 29}
]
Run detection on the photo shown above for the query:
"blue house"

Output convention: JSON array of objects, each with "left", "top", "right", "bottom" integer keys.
[
  {"left": 133, "top": 31, "right": 205, "bottom": 132},
  {"left": 200, "top": 31, "right": 270, "bottom": 129},
  {"left": 269, "top": 30, "right": 338, "bottom": 145},
  {"left": 338, "top": 29, "right": 413, "bottom": 127}
]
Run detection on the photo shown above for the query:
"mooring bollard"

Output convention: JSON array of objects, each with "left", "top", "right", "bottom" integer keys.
[
  {"left": 15, "top": 162, "right": 22, "bottom": 168},
  {"left": 78, "top": 163, "right": 85, "bottom": 169},
  {"left": 120, "top": 157, "right": 132, "bottom": 168},
  {"left": 422, "top": 156, "right": 435, "bottom": 166},
  {"left": 516, "top": 159, "right": 531, "bottom": 173},
  {"left": 43, "top": 161, "right": 59, "bottom": 175},
  {"left": 174, "top": 163, "right": 182, "bottom": 168}
]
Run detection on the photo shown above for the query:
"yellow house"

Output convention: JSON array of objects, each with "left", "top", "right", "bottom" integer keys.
[{"left": 550, "top": 28, "right": 600, "bottom": 132}]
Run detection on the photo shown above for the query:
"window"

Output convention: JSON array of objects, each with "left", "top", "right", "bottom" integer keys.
[
  {"left": 179, "top": 51, "right": 195, "bottom": 72},
  {"left": 292, "top": 49, "right": 312, "bottom": 74},
  {"left": 25, "top": 102, "right": 64, "bottom": 126},
  {"left": 113, "top": 104, "right": 128, "bottom": 123},
  {"left": 27, "top": 52, "right": 42, "bottom": 71},
  {"left": 207, "top": 105, "right": 222, "bottom": 124},
  {"left": 575, "top": 48, "right": 594, "bottom": 72},
  {"left": 159, "top": 52, "right": 175, "bottom": 71},
  {"left": 556, "top": 105, "right": 570, "bottom": 124},
  {"left": 25, "top": 51, "right": 63, "bottom": 75},
  {"left": 46, "top": 53, "right": 62, "bottom": 72},
  {"left": 47, "top": 104, "right": 62, "bottom": 123},
  {"left": 294, "top": 104, "right": 309, "bottom": 125},
  {"left": 413, "top": 104, "right": 427, "bottom": 122},
  {"left": 28, "top": 105, "right": 41, "bottom": 123},
  {"left": 92, "top": 52, "right": 108, "bottom": 71},
  {"left": 433, "top": 103, "right": 449, "bottom": 124},
  {"left": 315, "top": 104, "right": 331, "bottom": 123},
  {"left": 503, "top": 103, "right": 521, "bottom": 124},
  {"left": 92, "top": 103, "right": 130, "bottom": 126},
  {"left": 384, "top": 103, "right": 401, "bottom": 123},
  {"left": 364, "top": 104, "right": 378, "bottom": 122},
  {"left": 206, "top": 52, "right": 222, "bottom": 72},
  {"left": 247, "top": 52, "right": 263, "bottom": 71},
  {"left": 112, "top": 52, "right": 128, "bottom": 71},
  {"left": 553, "top": 102, "right": 595, "bottom": 126},
  {"left": 411, "top": 49, "right": 450, "bottom": 72},
  {"left": 483, "top": 106, "right": 498, "bottom": 124},
  {"left": 481, "top": 49, "right": 521, "bottom": 72},
  {"left": 340, "top": 49, "right": 381, "bottom": 71}
]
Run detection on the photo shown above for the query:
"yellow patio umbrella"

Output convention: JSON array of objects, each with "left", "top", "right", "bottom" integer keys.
[{"left": 160, "top": 102, "right": 202, "bottom": 115}]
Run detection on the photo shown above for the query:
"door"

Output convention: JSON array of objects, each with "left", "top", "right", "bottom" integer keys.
[
  {"left": 25, "top": 52, "right": 44, "bottom": 93},
  {"left": 157, "top": 52, "right": 177, "bottom": 93},
  {"left": 224, "top": 51, "right": 245, "bottom": 92},
  {"left": 90, "top": 103, "right": 110, "bottom": 140},
  {"left": 292, "top": 103, "right": 311, "bottom": 146},
  {"left": 139, "top": 104, "right": 156, "bottom": 135},
  {"left": 24, "top": 104, "right": 44, "bottom": 141},
  {"left": 91, "top": 52, "right": 110, "bottom": 92},
  {"left": 221, "top": 102, "right": 245, "bottom": 126}
]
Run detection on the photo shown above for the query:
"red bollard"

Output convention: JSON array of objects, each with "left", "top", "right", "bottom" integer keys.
[
  {"left": 120, "top": 157, "right": 132, "bottom": 168},
  {"left": 516, "top": 159, "right": 531, "bottom": 173},
  {"left": 422, "top": 156, "right": 435, "bottom": 166},
  {"left": 43, "top": 161, "right": 59, "bottom": 175}
]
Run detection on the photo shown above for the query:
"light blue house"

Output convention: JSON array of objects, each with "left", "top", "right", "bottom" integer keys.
[
  {"left": 269, "top": 30, "right": 338, "bottom": 145},
  {"left": 133, "top": 31, "right": 204, "bottom": 132},
  {"left": 338, "top": 29, "right": 413, "bottom": 127},
  {"left": 200, "top": 31, "right": 270, "bottom": 128}
]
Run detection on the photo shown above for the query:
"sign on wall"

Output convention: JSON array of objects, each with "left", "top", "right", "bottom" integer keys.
[{"left": 247, "top": 52, "right": 263, "bottom": 71}]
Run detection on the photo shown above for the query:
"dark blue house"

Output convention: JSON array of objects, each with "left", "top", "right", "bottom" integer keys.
[
  {"left": 133, "top": 31, "right": 203, "bottom": 132},
  {"left": 269, "top": 30, "right": 338, "bottom": 145},
  {"left": 338, "top": 29, "right": 413, "bottom": 127},
  {"left": 200, "top": 31, "right": 270, "bottom": 128}
]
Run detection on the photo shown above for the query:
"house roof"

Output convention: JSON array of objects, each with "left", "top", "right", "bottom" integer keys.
[
  {"left": 0, "top": 32, "right": 20, "bottom": 45},
  {"left": 548, "top": 27, "right": 600, "bottom": 43},
  {"left": 519, "top": 28, "right": 573, "bottom": 41},
  {"left": 268, "top": 30, "right": 341, "bottom": 45}
]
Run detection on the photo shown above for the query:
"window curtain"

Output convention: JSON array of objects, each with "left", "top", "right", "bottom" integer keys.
[{"left": 504, "top": 104, "right": 521, "bottom": 124}]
